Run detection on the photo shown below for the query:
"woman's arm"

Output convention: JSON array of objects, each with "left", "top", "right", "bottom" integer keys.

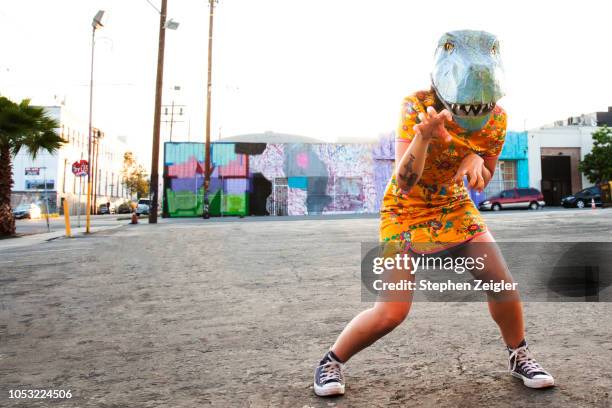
[
  {"left": 395, "top": 107, "right": 452, "bottom": 193},
  {"left": 395, "top": 135, "right": 430, "bottom": 193}
]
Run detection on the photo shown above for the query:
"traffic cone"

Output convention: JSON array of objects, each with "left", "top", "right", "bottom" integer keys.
[
  {"left": 131, "top": 212, "right": 139, "bottom": 224},
  {"left": 591, "top": 198, "right": 596, "bottom": 209}
]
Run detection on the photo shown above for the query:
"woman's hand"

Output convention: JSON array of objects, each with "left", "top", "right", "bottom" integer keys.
[
  {"left": 413, "top": 106, "right": 453, "bottom": 143},
  {"left": 453, "top": 153, "right": 488, "bottom": 192}
]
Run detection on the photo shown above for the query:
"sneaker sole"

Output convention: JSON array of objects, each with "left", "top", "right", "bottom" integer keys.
[
  {"left": 511, "top": 372, "right": 555, "bottom": 388},
  {"left": 313, "top": 382, "right": 345, "bottom": 397}
]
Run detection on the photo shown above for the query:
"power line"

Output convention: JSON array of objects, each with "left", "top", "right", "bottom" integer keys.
[{"left": 144, "top": 0, "right": 161, "bottom": 14}]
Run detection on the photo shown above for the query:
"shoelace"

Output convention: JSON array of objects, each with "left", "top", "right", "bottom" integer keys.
[
  {"left": 318, "top": 361, "right": 344, "bottom": 384},
  {"left": 508, "top": 345, "right": 548, "bottom": 376}
]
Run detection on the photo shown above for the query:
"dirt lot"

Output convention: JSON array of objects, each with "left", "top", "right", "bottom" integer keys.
[{"left": 1, "top": 209, "right": 611, "bottom": 407}]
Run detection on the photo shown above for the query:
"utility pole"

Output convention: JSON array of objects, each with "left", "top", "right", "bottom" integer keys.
[
  {"left": 161, "top": 101, "right": 185, "bottom": 142},
  {"left": 169, "top": 100, "right": 175, "bottom": 141},
  {"left": 149, "top": 0, "right": 168, "bottom": 224},
  {"left": 203, "top": 0, "right": 217, "bottom": 219}
]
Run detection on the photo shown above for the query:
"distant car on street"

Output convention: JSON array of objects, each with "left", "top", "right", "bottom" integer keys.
[
  {"left": 117, "top": 202, "right": 133, "bottom": 214},
  {"left": 560, "top": 186, "right": 602, "bottom": 208},
  {"left": 136, "top": 199, "right": 150, "bottom": 216},
  {"left": 479, "top": 188, "right": 545, "bottom": 211},
  {"left": 98, "top": 203, "right": 116, "bottom": 215},
  {"left": 12, "top": 203, "right": 42, "bottom": 219}
]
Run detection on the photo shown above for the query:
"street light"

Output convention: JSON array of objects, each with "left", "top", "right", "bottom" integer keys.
[
  {"left": 92, "top": 10, "right": 107, "bottom": 29},
  {"left": 149, "top": 0, "right": 179, "bottom": 224},
  {"left": 85, "top": 9, "right": 107, "bottom": 234},
  {"left": 164, "top": 18, "right": 180, "bottom": 30}
]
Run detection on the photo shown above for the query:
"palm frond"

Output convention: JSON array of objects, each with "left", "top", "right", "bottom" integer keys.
[{"left": 0, "top": 96, "right": 65, "bottom": 157}]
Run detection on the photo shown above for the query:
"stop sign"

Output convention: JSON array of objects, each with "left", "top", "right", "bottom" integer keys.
[{"left": 72, "top": 160, "right": 89, "bottom": 176}]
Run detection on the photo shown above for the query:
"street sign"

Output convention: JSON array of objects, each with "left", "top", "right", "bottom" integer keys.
[
  {"left": 25, "top": 167, "right": 40, "bottom": 175},
  {"left": 72, "top": 160, "right": 88, "bottom": 177}
]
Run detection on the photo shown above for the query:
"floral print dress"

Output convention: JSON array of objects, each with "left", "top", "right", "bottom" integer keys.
[{"left": 380, "top": 90, "right": 507, "bottom": 254}]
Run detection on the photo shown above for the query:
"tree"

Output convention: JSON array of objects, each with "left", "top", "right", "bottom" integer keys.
[
  {"left": 0, "top": 97, "right": 64, "bottom": 236},
  {"left": 121, "top": 152, "right": 149, "bottom": 199},
  {"left": 579, "top": 125, "right": 612, "bottom": 184}
]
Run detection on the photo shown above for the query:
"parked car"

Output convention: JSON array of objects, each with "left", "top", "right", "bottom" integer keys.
[
  {"left": 479, "top": 188, "right": 545, "bottom": 211},
  {"left": 12, "top": 203, "right": 42, "bottom": 219},
  {"left": 117, "top": 201, "right": 133, "bottom": 214},
  {"left": 136, "top": 199, "right": 150, "bottom": 216},
  {"left": 560, "top": 186, "right": 602, "bottom": 208},
  {"left": 98, "top": 203, "right": 116, "bottom": 215}
]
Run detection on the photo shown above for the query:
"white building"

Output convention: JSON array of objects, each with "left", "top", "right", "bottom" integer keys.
[
  {"left": 527, "top": 107, "right": 611, "bottom": 205},
  {"left": 11, "top": 105, "right": 131, "bottom": 215}
]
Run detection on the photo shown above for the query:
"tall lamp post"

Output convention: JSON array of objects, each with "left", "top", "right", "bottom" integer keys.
[
  {"left": 149, "top": 0, "right": 179, "bottom": 224},
  {"left": 85, "top": 10, "right": 106, "bottom": 233},
  {"left": 202, "top": 0, "right": 218, "bottom": 219}
]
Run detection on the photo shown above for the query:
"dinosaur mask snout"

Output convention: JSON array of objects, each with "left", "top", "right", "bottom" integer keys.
[{"left": 431, "top": 30, "right": 505, "bottom": 130}]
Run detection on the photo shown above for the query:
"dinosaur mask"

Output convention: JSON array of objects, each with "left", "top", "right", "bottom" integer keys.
[{"left": 431, "top": 30, "right": 505, "bottom": 131}]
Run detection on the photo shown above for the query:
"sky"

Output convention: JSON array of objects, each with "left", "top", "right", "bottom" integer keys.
[{"left": 1, "top": 0, "right": 611, "bottom": 166}]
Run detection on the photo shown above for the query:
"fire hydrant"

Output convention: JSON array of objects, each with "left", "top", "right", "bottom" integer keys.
[
  {"left": 591, "top": 198, "right": 596, "bottom": 209},
  {"left": 131, "top": 212, "right": 139, "bottom": 224}
]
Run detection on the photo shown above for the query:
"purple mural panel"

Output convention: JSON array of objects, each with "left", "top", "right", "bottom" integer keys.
[
  {"left": 171, "top": 177, "right": 202, "bottom": 193},
  {"left": 372, "top": 132, "right": 395, "bottom": 160},
  {"left": 372, "top": 132, "right": 396, "bottom": 211},
  {"left": 224, "top": 178, "right": 249, "bottom": 194}
]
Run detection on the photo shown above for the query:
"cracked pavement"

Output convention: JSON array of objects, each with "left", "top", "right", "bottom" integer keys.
[{"left": 1, "top": 209, "right": 611, "bottom": 407}]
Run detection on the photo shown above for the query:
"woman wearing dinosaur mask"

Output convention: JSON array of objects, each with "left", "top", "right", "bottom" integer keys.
[{"left": 313, "top": 30, "right": 554, "bottom": 397}]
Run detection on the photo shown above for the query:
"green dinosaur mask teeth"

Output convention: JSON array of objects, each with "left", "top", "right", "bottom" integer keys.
[{"left": 431, "top": 29, "right": 505, "bottom": 130}]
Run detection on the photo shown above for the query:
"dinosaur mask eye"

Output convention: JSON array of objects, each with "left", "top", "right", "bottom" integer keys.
[
  {"left": 443, "top": 42, "right": 454, "bottom": 52},
  {"left": 491, "top": 44, "right": 498, "bottom": 55}
]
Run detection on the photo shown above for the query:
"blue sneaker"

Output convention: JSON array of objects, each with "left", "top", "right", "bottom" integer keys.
[
  {"left": 508, "top": 340, "right": 555, "bottom": 388},
  {"left": 314, "top": 351, "right": 345, "bottom": 396}
]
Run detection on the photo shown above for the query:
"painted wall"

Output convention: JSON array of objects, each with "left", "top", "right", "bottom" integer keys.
[
  {"left": 499, "top": 131, "right": 529, "bottom": 188},
  {"left": 163, "top": 132, "right": 531, "bottom": 217},
  {"left": 163, "top": 141, "right": 393, "bottom": 217}
]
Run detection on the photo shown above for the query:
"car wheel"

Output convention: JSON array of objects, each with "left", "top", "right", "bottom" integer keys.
[
  {"left": 529, "top": 201, "right": 538, "bottom": 210},
  {"left": 492, "top": 203, "right": 501, "bottom": 211},
  {"left": 576, "top": 200, "right": 585, "bottom": 209}
]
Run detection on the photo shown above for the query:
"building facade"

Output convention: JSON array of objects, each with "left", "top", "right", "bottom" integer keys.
[
  {"left": 162, "top": 131, "right": 532, "bottom": 217},
  {"left": 11, "top": 105, "right": 130, "bottom": 215},
  {"left": 524, "top": 106, "right": 611, "bottom": 205},
  {"left": 163, "top": 139, "right": 390, "bottom": 217},
  {"left": 527, "top": 126, "right": 596, "bottom": 205}
]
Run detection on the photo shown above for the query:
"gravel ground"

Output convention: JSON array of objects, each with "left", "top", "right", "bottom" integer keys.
[{"left": 1, "top": 208, "right": 611, "bottom": 407}]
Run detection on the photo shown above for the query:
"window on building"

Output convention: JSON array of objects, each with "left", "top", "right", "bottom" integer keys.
[
  {"left": 26, "top": 180, "right": 55, "bottom": 190},
  {"left": 484, "top": 160, "right": 517, "bottom": 196}
]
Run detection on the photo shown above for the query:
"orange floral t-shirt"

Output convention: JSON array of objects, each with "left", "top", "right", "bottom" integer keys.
[{"left": 380, "top": 90, "right": 507, "bottom": 253}]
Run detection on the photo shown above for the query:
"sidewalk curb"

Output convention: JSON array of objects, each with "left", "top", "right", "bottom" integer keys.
[{"left": 0, "top": 224, "right": 127, "bottom": 251}]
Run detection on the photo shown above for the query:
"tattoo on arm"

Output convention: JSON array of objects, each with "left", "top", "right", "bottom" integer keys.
[{"left": 398, "top": 153, "right": 418, "bottom": 189}]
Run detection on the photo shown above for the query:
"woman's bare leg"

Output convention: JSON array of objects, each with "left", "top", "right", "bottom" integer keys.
[
  {"left": 469, "top": 231, "right": 525, "bottom": 348},
  {"left": 331, "top": 264, "right": 414, "bottom": 362}
]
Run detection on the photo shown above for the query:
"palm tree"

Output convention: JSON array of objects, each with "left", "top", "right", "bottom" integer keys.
[{"left": 0, "top": 96, "right": 65, "bottom": 236}]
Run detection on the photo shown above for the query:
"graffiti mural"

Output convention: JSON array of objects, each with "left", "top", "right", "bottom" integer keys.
[{"left": 163, "top": 137, "right": 395, "bottom": 217}]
